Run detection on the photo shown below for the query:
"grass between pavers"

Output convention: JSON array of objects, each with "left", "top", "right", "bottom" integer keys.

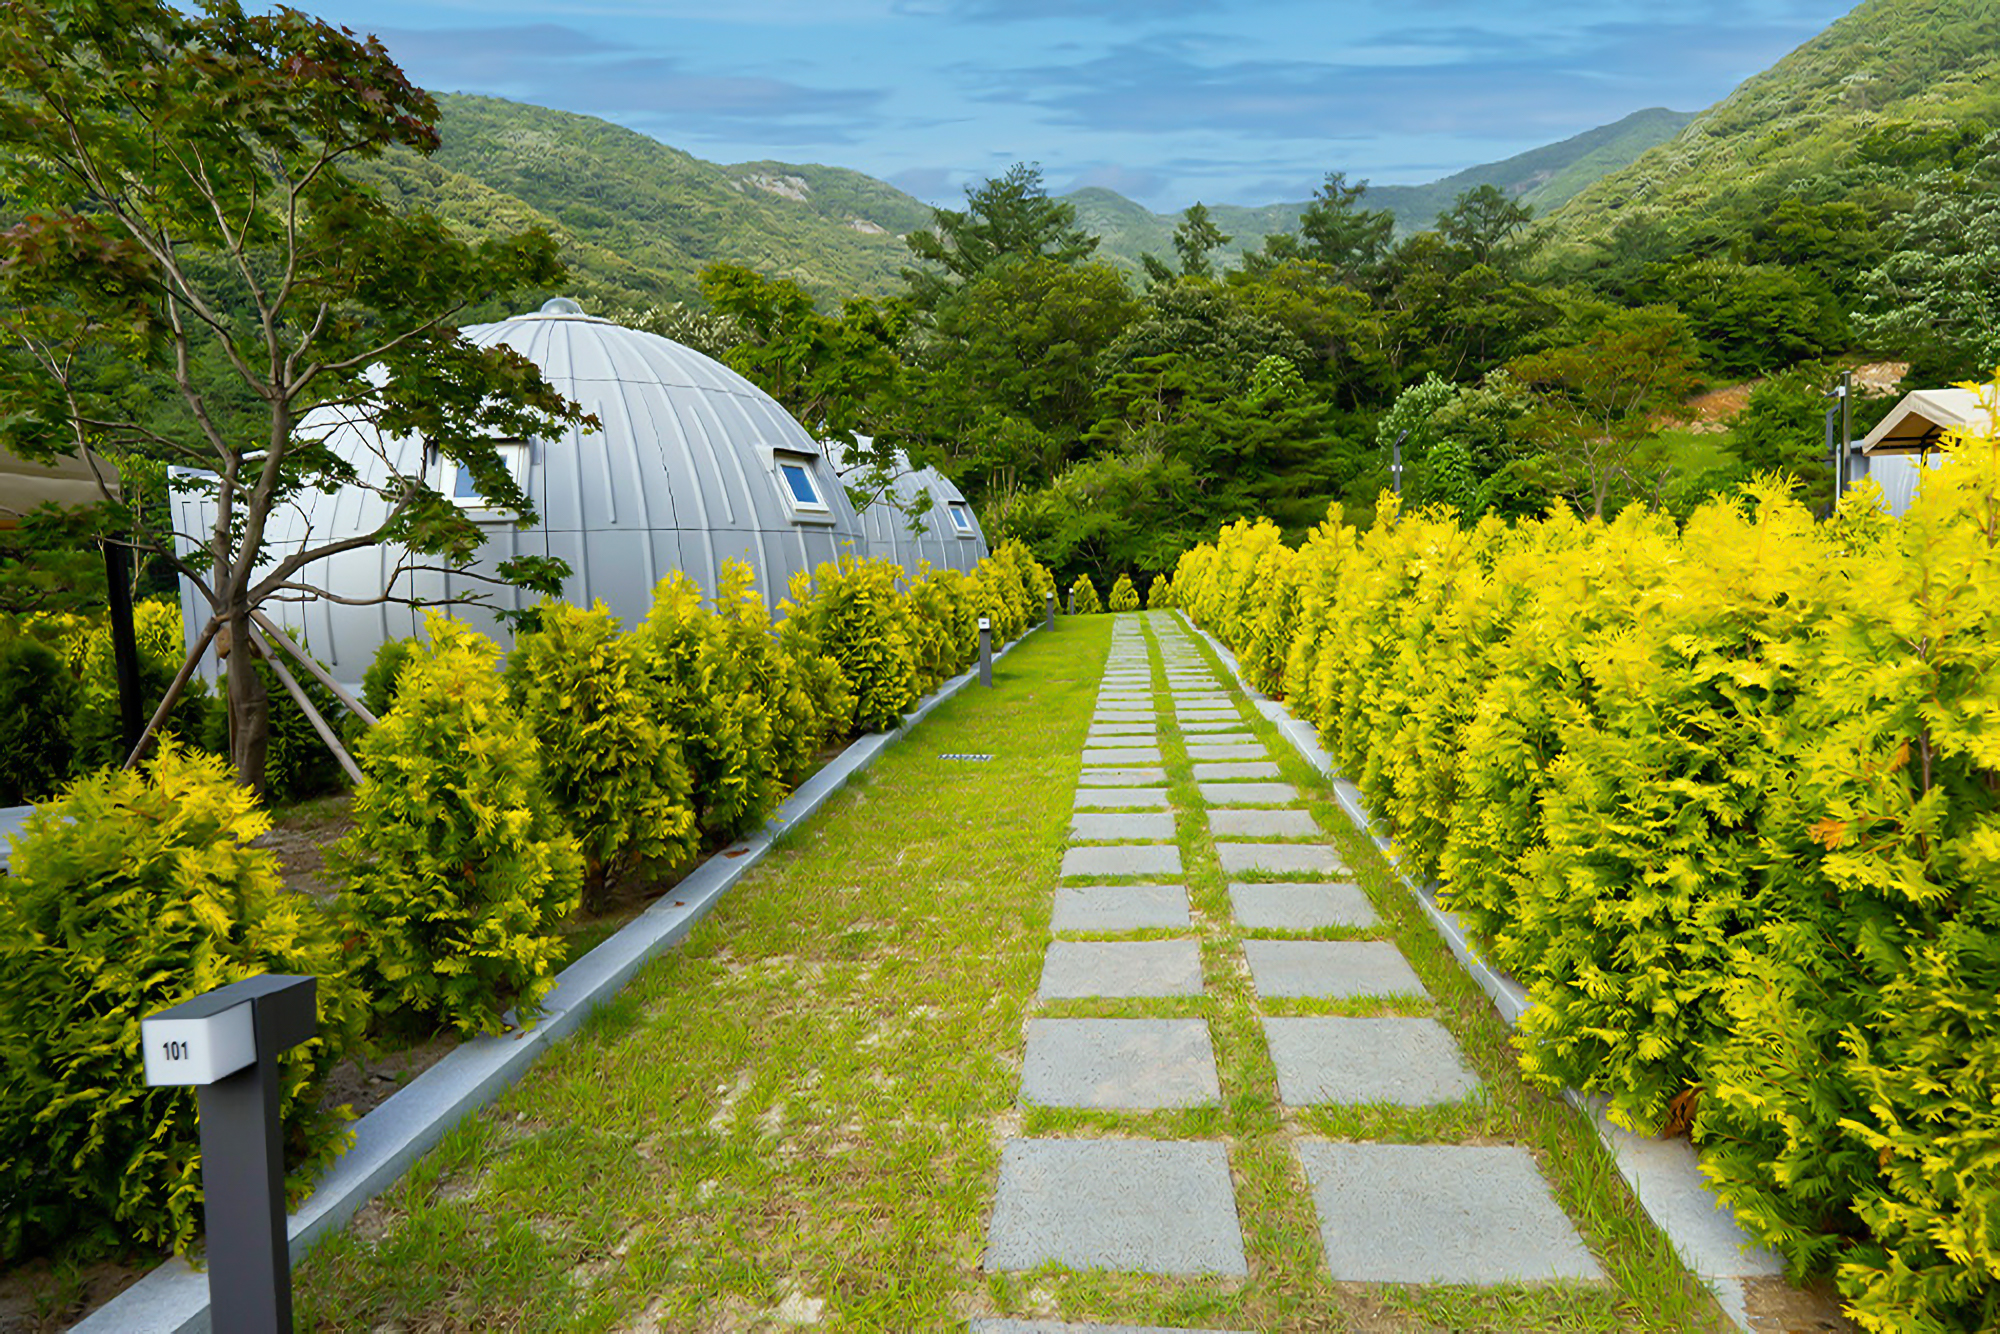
[
  {"left": 288, "top": 610, "right": 1728, "bottom": 1333},
  {"left": 1161, "top": 612, "right": 1733, "bottom": 1333}
]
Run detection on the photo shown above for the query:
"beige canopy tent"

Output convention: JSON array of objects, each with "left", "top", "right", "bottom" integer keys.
[
  {"left": 1860, "top": 388, "right": 1997, "bottom": 455},
  {"left": 0, "top": 443, "right": 120, "bottom": 520}
]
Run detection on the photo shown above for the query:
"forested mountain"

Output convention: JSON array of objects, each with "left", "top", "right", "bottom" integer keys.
[
  {"left": 356, "top": 94, "right": 932, "bottom": 307},
  {"left": 1065, "top": 108, "right": 1691, "bottom": 279},
  {"left": 1375, "top": 107, "right": 1694, "bottom": 227},
  {"left": 1552, "top": 0, "right": 2000, "bottom": 253},
  {"left": 365, "top": 96, "right": 1688, "bottom": 302}
]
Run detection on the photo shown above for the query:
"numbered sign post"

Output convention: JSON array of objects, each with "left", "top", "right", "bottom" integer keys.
[
  {"left": 143, "top": 974, "right": 317, "bottom": 1334},
  {"left": 978, "top": 616, "right": 993, "bottom": 687}
]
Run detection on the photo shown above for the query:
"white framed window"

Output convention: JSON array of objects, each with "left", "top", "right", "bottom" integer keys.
[
  {"left": 446, "top": 440, "right": 530, "bottom": 515},
  {"left": 947, "top": 501, "right": 974, "bottom": 535},
  {"left": 774, "top": 450, "right": 831, "bottom": 519}
]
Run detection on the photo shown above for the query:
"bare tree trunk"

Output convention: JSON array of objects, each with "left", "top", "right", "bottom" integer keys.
[{"left": 226, "top": 604, "right": 270, "bottom": 795}]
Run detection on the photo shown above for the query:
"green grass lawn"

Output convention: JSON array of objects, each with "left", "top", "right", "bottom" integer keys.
[
  {"left": 1650, "top": 426, "right": 1737, "bottom": 476},
  {"left": 290, "top": 612, "right": 1730, "bottom": 1332}
]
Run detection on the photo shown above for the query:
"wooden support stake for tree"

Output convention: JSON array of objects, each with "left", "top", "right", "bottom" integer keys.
[
  {"left": 249, "top": 610, "right": 379, "bottom": 727},
  {"left": 246, "top": 626, "right": 364, "bottom": 787},
  {"left": 122, "top": 618, "right": 220, "bottom": 770}
]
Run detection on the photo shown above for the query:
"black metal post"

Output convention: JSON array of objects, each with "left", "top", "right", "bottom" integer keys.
[
  {"left": 198, "top": 1053, "right": 291, "bottom": 1332},
  {"left": 145, "top": 975, "right": 317, "bottom": 1334},
  {"left": 101, "top": 537, "right": 143, "bottom": 757},
  {"left": 978, "top": 617, "right": 993, "bottom": 688},
  {"left": 1391, "top": 429, "right": 1407, "bottom": 497},
  {"left": 1841, "top": 369, "right": 1854, "bottom": 502}
]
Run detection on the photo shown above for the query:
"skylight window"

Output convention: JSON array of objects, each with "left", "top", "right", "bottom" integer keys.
[
  {"left": 447, "top": 440, "right": 529, "bottom": 515},
  {"left": 774, "top": 451, "right": 830, "bottom": 518},
  {"left": 948, "top": 502, "right": 973, "bottom": 535}
]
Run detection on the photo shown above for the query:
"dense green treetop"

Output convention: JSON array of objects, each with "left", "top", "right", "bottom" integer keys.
[
  {"left": 0, "top": 0, "right": 591, "bottom": 790},
  {"left": 903, "top": 163, "right": 1099, "bottom": 309}
]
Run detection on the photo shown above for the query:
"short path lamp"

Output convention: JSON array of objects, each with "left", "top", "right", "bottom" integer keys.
[
  {"left": 143, "top": 975, "right": 317, "bottom": 1333},
  {"left": 1044, "top": 590, "right": 1054, "bottom": 630},
  {"left": 978, "top": 616, "right": 993, "bottom": 687}
]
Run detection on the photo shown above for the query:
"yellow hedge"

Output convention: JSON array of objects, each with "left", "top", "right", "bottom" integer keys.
[{"left": 1170, "top": 383, "right": 2000, "bottom": 1333}]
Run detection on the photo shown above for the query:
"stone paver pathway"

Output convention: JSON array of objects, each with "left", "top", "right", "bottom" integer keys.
[{"left": 979, "top": 610, "right": 1602, "bottom": 1329}]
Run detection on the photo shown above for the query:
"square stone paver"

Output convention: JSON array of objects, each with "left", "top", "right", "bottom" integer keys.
[
  {"left": 1071, "top": 811, "right": 1177, "bottom": 841},
  {"left": 1021, "top": 1019, "right": 1219, "bottom": 1108},
  {"left": 1177, "top": 708, "right": 1240, "bottom": 719},
  {"left": 1208, "top": 808, "right": 1319, "bottom": 838},
  {"left": 1089, "top": 722, "right": 1157, "bottom": 737},
  {"left": 1216, "top": 842, "right": 1344, "bottom": 876},
  {"left": 1192, "top": 762, "right": 1281, "bottom": 781},
  {"left": 985, "top": 1139, "right": 1247, "bottom": 1274},
  {"left": 1200, "top": 781, "right": 1300, "bottom": 805},
  {"left": 1179, "top": 720, "right": 1246, "bottom": 734},
  {"left": 1080, "top": 767, "right": 1169, "bottom": 786},
  {"left": 1183, "top": 729, "right": 1254, "bottom": 744},
  {"left": 1038, "top": 938, "right": 1203, "bottom": 998},
  {"left": 1243, "top": 940, "right": 1427, "bottom": 1000},
  {"left": 1262, "top": 1017, "right": 1480, "bottom": 1105},
  {"left": 1062, "top": 844, "right": 1182, "bottom": 879},
  {"left": 1293, "top": 1141, "right": 1601, "bottom": 1282},
  {"left": 1228, "top": 882, "right": 1377, "bottom": 930},
  {"left": 1081, "top": 746, "right": 1165, "bottom": 766},
  {"left": 1052, "top": 884, "right": 1191, "bottom": 932},
  {"left": 1186, "top": 743, "right": 1267, "bottom": 761},
  {"left": 1075, "top": 786, "right": 1170, "bottom": 809}
]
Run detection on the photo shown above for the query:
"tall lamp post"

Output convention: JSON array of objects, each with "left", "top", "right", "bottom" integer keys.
[{"left": 1825, "top": 370, "right": 1853, "bottom": 503}]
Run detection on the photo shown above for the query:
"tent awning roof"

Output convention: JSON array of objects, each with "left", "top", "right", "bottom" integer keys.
[
  {"left": 0, "top": 444, "right": 120, "bottom": 522},
  {"left": 1861, "top": 388, "right": 1996, "bottom": 455}
]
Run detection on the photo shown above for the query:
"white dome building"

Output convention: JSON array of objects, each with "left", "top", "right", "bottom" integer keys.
[
  {"left": 172, "top": 300, "right": 867, "bottom": 687},
  {"left": 832, "top": 438, "right": 989, "bottom": 577}
]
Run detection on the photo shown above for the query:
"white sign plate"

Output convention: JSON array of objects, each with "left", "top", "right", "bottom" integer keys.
[
  {"left": 142, "top": 1001, "right": 256, "bottom": 1086},
  {"left": 978, "top": 617, "right": 991, "bottom": 631}
]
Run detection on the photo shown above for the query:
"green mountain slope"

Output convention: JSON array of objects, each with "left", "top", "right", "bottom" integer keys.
[
  {"left": 380, "top": 94, "right": 936, "bottom": 305},
  {"left": 1368, "top": 107, "right": 1694, "bottom": 225},
  {"left": 1064, "top": 107, "right": 1690, "bottom": 277},
  {"left": 1550, "top": 0, "right": 2000, "bottom": 247},
  {"left": 361, "top": 94, "right": 1697, "bottom": 305}
]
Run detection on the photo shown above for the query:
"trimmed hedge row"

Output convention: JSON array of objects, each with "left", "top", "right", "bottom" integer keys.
[
  {"left": 1172, "top": 430, "right": 2000, "bottom": 1331},
  {"left": 0, "top": 542, "right": 1050, "bottom": 1264}
]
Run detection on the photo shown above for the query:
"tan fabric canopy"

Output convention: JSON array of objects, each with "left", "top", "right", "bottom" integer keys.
[
  {"left": 1860, "top": 388, "right": 1997, "bottom": 455},
  {"left": 0, "top": 444, "right": 120, "bottom": 524}
]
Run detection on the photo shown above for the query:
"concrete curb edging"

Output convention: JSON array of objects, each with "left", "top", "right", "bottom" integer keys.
[
  {"left": 1176, "top": 613, "right": 1784, "bottom": 1333},
  {"left": 76, "top": 625, "right": 1039, "bottom": 1334}
]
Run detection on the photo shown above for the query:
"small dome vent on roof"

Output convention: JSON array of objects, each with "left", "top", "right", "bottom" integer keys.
[{"left": 538, "top": 296, "right": 587, "bottom": 317}]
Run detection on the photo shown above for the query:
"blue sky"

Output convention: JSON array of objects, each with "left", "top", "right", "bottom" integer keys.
[{"left": 304, "top": 0, "right": 1861, "bottom": 211}]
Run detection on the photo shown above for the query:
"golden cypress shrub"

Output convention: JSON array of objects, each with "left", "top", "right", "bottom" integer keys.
[{"left": 334, "top": 616, "right": 582, "bottom": 1037}]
